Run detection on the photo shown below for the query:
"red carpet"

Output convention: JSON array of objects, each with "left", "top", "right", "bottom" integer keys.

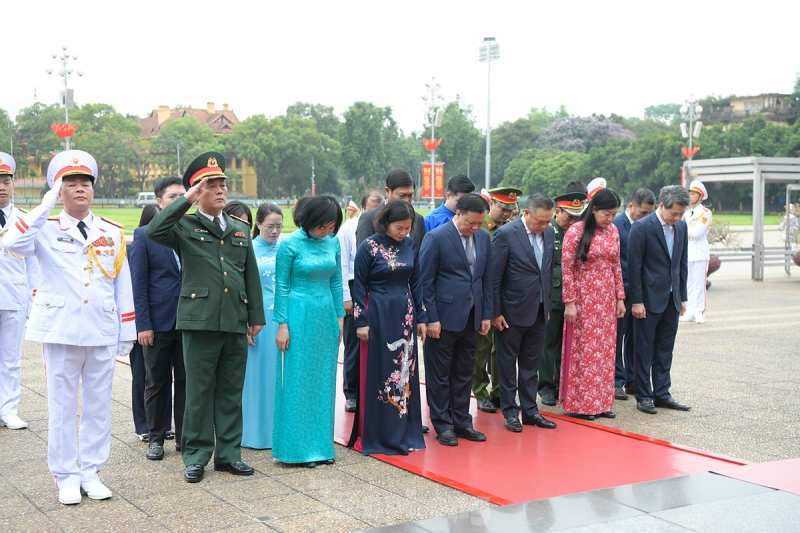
[
  {"left": 713, "top": 458, "right": 800, "bottom": 496},
  {"left": 333, "top": 369, "right": 746, "bottom": 505}
]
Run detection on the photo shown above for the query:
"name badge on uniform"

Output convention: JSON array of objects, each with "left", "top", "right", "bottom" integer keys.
[
  {"left": 194, "top": 228, "right": 208, "bottom": 233},
  {"left": 57, "top": 236, "right": 75, "bottom": 243},
  {"left": 235, "top": 231, "right": 246, "bottom": 238}
]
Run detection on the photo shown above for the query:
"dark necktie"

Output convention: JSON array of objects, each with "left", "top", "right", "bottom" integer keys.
[
  {"left": 464, "top": 235, "right": 475, "bottom": 274},
  {"left": 213, "top": 216, "right": 222, "bottom": 230},
  {"left": 0, "top": 209, "right": 6, "bottom": 228},
  {"left": 78, "top": 220, "right": 88, "bottom": 240}
]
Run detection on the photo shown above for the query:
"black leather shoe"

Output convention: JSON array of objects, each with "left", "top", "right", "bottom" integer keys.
[
  {"left": 344, "top": 399, "right": 357, "bottom": 412},
  {"left": 522, "top": 413, "right": 557, "bottom": 429},
  {"left": 597, "top": 411, "right": 616, "bottom": 419},
  {"left": 504, "top": 416, "right": 522, "bottom": 433},
  {"left": 436, "top": 429, "right": 458, "bottom": 446},
  {"left": 624, "top": 384, "right": 635, "bottom": 395},
  {"left": 184, "top": 464, "right": 204, "bottom": 483},
  {"left": 146, "top": 442, "right": 164, "bottom": 460},
  {"left": 614, "top": 387, "right": 629, "bottom": 400},
  {"left": 454, "top": 427, "right": 487, "bottom": 442},
  {"left": 478, "top": 398, "right": 497, "bottom": 413},
  {"left": 421, "top": 425, "right": 429, "bottom": 433},
  {"left": 637, "top": 399, "right": 658, "bottom": 415},
  {"left": 176, "top": 443, "right": 182, "bottom": 452},
  {"left": 540, "top": 394, "right": 557, "bottom": 406},
  {"left": 490, "top": 397, "right": 502, "bottom": 409},
  {"left": 303, "top": 462, "right": 317, "bottom": 468},
  {"left": 573, "top": 413, "right": 596, "bottom": 421},
  {"left": 165, "top": 431, "right": 175, "bottom": 440},
  {"left": 214, "top": 461, "right": 254, "bottom": 476},
  {"left": 654, "top": 398, "right": 691, "bottom": 411}
]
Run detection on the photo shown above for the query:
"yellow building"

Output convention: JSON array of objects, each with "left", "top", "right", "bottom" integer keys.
[{"left": 703, "top": 94, "right": 795, "bottom": 127}]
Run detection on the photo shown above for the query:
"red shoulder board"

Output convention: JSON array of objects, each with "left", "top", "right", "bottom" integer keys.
[
  {"left": 47, "top": 216, "right": 59, "bottom": 221},
  {"left": 100, "top": 216, "right": 124, "bottom": 228},
  {"left": 229, "top": 214, "right": 248, "bottom": 224}
]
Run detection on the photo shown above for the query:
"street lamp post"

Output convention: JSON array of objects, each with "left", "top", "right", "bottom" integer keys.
[
  {"left": 479, "top": 37, "right": 500, "bottom": 190},
  {"left": 680, "top": 98, "right": 703, "bottom": 187},
  {"left": 422, "top": 78, "right": 444, "bottom": 208},
  {"left": 46, "top": 45, "right": 84, "bottom": 150}
]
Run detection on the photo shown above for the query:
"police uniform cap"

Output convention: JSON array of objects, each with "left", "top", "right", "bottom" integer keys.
[
  {"left": 47, "top": 150, "right": 98, "bottom": 189},
  {"left": 554, "top": 192, "right": 588, "bottom": 216},
  {"left": 183, "top": 151, "right": 227, "bottom": 190},
  {"left": 0, "top": 152, "right": 16, "bottom": 177},
  {"left": 489, "top": 187, "right": 523, "bottom": 210}
]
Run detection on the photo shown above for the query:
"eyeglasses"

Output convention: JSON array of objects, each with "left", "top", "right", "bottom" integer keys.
[{"left": 263, "top": 224, "right": 284, "bottom": 231}]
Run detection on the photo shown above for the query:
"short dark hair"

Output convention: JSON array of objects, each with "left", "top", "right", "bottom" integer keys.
[
  {"left": 223, "top": 201, "right": 253, "bottom": 229},
  {"left": 361, "top": 189, "right": 384, "bottom": 209},
  {"left": 154, "top": 177, "right": 184, "bottom": 199},
  {"left": 630, "top": 188, "right": 656, "bottom": 207},
  {"left": 447, "top": 175, "right": 475, "bottom": 195},
  {"left": 526, "top": 193, "right": 555, "bottom": 212},
  {"left": 456, "top": 193, "right": 489, "bottom": 215},
  {"left": 253, "top": 202, "right": 283, "bottom": 238},
  {"left": 660, "top": 185, "right": 690, "bottom": 208},
  {"left": 375, "top": 200, "right": 416, "bottom": 236},
  {"left": 138, "top": 204, "right": 161, "bottom": 227},
  {"left": 295, "top": 194, "right": 343, "bottom": 237},
  {"left": 564, "top": 181, "right": 587, "bottom": 194},
  {"left": 386, "top": 169, "right": 415, "bottom": 191}
]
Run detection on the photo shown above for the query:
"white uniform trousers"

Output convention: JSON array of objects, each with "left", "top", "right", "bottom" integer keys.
[
  {"left": 43, "top": 343, "right": 116, "bottom": 488},
  {"left": 0, "top": 309, "right": 26, "bottom": 417},
  {"left": 686, "top": 260, "right": 708, "bottom": 319}
]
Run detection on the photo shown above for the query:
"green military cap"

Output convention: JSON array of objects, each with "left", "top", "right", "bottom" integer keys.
[
  {"left": 554, "top": 192, "right": 588, "bottom": 216},
  {"left": 183, "top": 151, "right": 227, "bottom": 190},
  {"left": 489, "top": 187, "right": 523, "bottom": 210}
]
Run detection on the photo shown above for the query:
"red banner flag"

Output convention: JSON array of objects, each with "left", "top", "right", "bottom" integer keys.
[
  {"left": 422, "top": 163, "right": 433, "bottom": 198},
  {"left": 434, "top": 163, "right": 445, "bottom": 198}
]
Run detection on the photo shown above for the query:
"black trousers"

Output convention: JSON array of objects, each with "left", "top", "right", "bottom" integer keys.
[
  {"left": 129, "top": 343, "right": 148, "bottom": 434},
  {"left": 615, "top": 296, "right": 636, "bottom": 389},
  {"left": 496, "top": 303, "right": 546, "bottom": 418},
  {"left": 341, "top": 279, "right": 360, "bottom": 401},
  {"left": 423, "top": 308, "right": 478, "bottom": 434},
  {"left": 634, "top": 302, "right": 679, "bottom": 402},
  {"left": 143, "top": 328, "right": 186, "bottom": 445}
]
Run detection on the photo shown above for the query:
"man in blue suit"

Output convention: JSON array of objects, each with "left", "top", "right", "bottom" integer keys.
[
  {"left": 612, "top": 188, "right": 655, "bottom": 401},
  {"left": 628, "top": 185, "right": 692, "bottom": 415},
  {"left": 491, "top": 193, "right": 558, "bottom": 433},
  {"left": 420, "top": 194, "right": 493, "bottom": 446},
  {"left": 129, "top": 177, "right": 186, "bottom": 459}
]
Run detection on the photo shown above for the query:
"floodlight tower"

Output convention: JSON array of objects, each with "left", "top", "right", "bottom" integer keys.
[{"left": 479, "top": 37, "right": 500, "bottom": 190}]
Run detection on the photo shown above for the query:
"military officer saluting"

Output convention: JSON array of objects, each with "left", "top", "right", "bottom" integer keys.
[
  {"left": 537, "top": 192, "right": 586, "bottom": 406},
  {"left": 473, "top": 186, "right": 522, "bottom": 413},
  {"left": 0, "top": 152, "right": 39, "bottom": 431},
  {"left": 147, "top": 152, "right": 265, "bottom": 483},
  {"left": 3, "top": 150, "right": 136, "bottom": 505}
]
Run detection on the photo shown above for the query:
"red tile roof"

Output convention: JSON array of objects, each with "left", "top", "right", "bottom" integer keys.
[{"left": 138, "top": 106, "right": 241, "bottom": 138}]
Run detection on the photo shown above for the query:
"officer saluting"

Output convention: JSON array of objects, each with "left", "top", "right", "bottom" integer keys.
[
  {"left": 0, "top": 152, "right": 39, "bottom": 432},
  {"left": 2, "top": 150, "right": 136, "bottom": 505},
  {"left": 146, "top": 152, "right": 265, "bottom": 484}
]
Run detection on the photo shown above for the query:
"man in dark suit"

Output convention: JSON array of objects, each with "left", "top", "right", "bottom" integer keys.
[
  {"left": 419, "top": 194, "right": 493, "bottom": 446},
  {"left": 612, "top": 188, "right": 655, "bottom": 401},
  {"left": 491, "top": 193, "right": 558, "bottom": 432},
  {"left": 628, "top": 185, "right": 692, "bottom": 415},
  {"left": 356, "top": 169, "right": 426, "bottom": 248},
  {"left": 129, "top": 177, "right": 187, "bottom": 460},
  {"left": 147, "top": 152, "right": 265, "bottom": 483}
]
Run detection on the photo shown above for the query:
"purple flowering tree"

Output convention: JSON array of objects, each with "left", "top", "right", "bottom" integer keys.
[{"left": 537, "top": 115, "right": 635, "bottom": 153}]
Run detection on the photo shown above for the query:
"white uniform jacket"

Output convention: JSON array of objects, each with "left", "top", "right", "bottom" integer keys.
[
  {"left": 2, "top": 204, "right": 135, "bottom": 346},
  {"left": 684, "top": 204, "right": 712, "bottom": 262},
  {"left": 0, "top": 205, "right": 39, "bottom": 311}
]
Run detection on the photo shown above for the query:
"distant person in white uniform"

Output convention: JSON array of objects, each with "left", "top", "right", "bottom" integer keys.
[
  {"left": 2, "top": 150, "right": 136, "bottom": 505},
  {"left": 680, "top": 180, "right": 712, "bottom": 324},
  {"left": 0, "top": 152, "right": 39, "bottom": 431}
]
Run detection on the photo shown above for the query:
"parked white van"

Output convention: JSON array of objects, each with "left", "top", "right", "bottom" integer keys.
[{"left": 135, "top": 192, "right": 157, "bottom": 207}]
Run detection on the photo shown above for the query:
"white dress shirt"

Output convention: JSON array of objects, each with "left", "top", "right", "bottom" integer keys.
[
  {"left": 337, "top": 214, "right": 360, "bottom": 301},
  {"left": 197, "top": 209, "right": 228, "bottom": 231}
]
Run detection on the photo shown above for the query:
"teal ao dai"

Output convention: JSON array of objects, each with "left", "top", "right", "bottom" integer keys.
[
  {"left": 272, "top": 229, "right": 345, "bottom": 463},
  {"left": 241, "top": 236, "right": 280, "bottom": 449}
]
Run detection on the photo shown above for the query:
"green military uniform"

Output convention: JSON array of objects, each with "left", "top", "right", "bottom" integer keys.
[
  {"left": 146, "top": 153, "right": 265, "bottom": 468},
  {"left": 538, "top": 192, "right": 586, "bottom": 402},
  {"left": 472, "top": 187, "right": 521, "bottom": 407}
]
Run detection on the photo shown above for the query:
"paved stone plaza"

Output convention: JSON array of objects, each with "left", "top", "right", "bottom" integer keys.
[{"left": 1, "top": 264, "right": 798, "bottom": 532}]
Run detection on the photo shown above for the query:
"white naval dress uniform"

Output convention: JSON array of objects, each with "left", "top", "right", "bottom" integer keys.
[
  {"left": 683, "top": 204, "right": 712, "bottom": 319},
  {"left": 0, "top": 204, "right": 39, "bottom": 419},
  {"left": 2, "top": 200, "right": 135, "bottom": 488}
]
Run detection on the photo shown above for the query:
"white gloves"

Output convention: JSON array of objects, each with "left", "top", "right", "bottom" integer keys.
[
  {"left": 42, "top": 180, "right": 63, "bottom": 211},
  {"left": 116, "top": 341, "right": 134, "bottom": 357}
]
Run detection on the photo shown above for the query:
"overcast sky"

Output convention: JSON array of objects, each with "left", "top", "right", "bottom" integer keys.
[{"left": 3, "top": 0, "right": 798, "bottom": 135}]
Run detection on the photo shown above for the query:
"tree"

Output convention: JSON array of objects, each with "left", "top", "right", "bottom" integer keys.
[
  {"left": 644, "top": 103, "right": 682, "bottom": 125},
  {"left": 431, "top": 97, "right": 483, "bottom": 181},
  {"left": 0, "top": 109, "right": 13, "bottom": 155},
  {"left": 286, "top": 102, "right": 341, "bottom": 138},
  {"left": 538, "top": 115, "right": 634, "bottom": 153},
  {"left": 149, "top": 116, "right": 223, "bottom": 177},
  {"left": 339, "top": 102, "right": 405, "bottom": 188}
]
